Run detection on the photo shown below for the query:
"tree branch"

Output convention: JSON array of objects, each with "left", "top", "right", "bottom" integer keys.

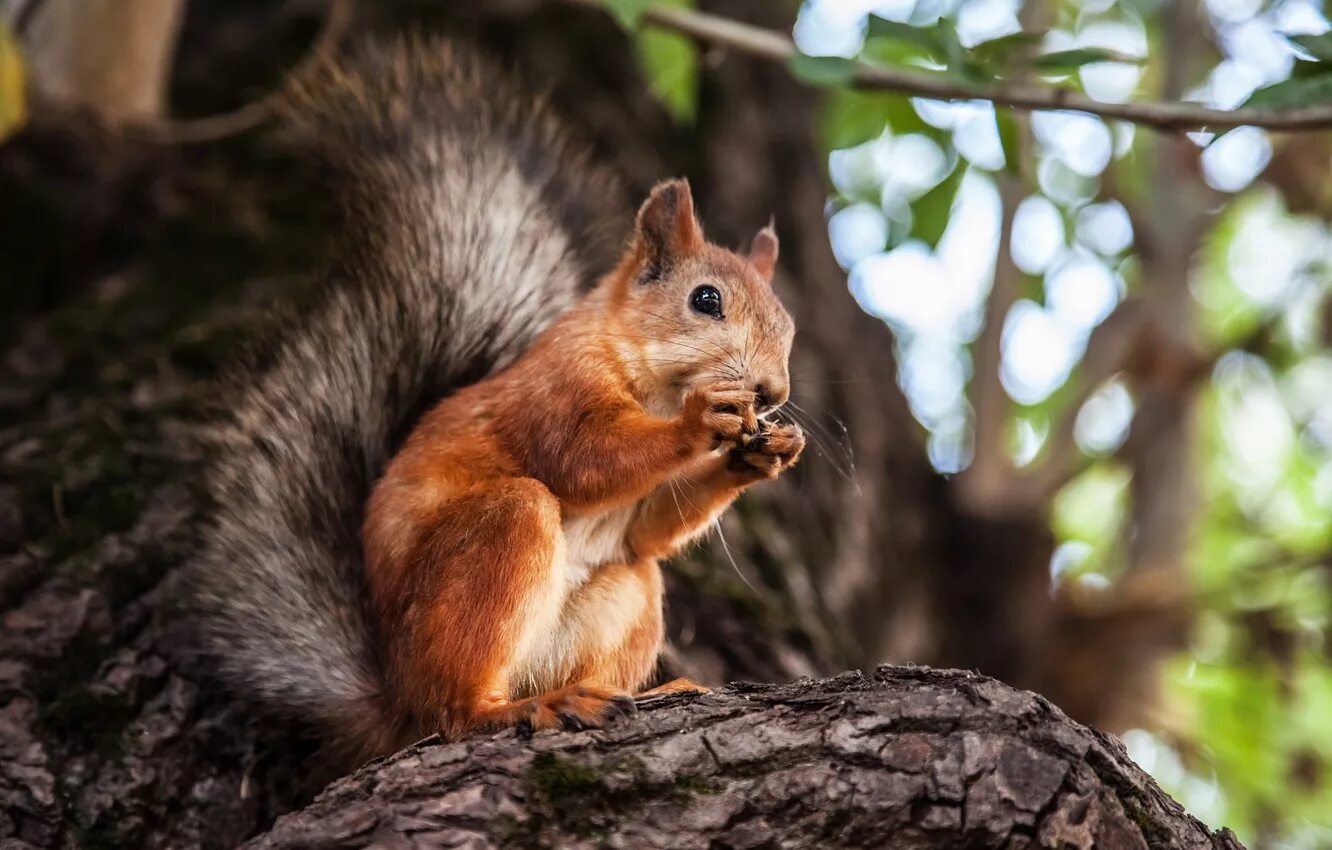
[
  {"left": 18, "top": 0, "right": 354, "bottom": 144},
  {"left": 566, "top": 0, "right": 1332, "bottom": 132},
  {"left": 246, "top": 668, "right": 1245, "bottom": 849},
  {"left": 958, "top": 179, "right": 1023, "bottom": 515},
  {"left": 138, "top": 0, "right": 353, "bottom": 144}
]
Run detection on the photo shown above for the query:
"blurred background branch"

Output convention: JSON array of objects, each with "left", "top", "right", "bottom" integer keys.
[
  {"left": 9, "top": 0, "right": 351, "bottom": 142},
  {"left": 569, "top": 0, "right": 1332, "bottom": 130}
]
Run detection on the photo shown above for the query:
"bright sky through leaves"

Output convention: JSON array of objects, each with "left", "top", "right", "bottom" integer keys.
[{"left": 796, "top": 0, "right": 1332, "bottom": 843}]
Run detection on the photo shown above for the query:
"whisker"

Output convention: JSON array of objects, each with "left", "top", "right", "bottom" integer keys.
[
  {"left": 596, "top": 330, "right": 728, "bottom": 362},
  {"left": 599, "top": 340, "right": 744, "bottom": 380},
  {"left": 638, "top": 306, "right": 748, "bottom": 371},
  {"left": 783, "top": 400, "right": 857, "bottom": 482},
  {"left": 747, "top": 322, "right": 757, "bottom": 376},
  {"left": 644, "top": 309, "right": 748, "bottom": 377},
  {"left": 667, "top": 479, "right": 687, "bottom": 538},
  {"left": 712, "top": 515, "right": 758, "bottom": 594},
  {"left": 788, "top": 375, "right": 875, "bottom": 386}
]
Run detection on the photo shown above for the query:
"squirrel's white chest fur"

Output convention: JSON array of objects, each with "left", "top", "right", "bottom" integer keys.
[
  {"left": 560, "top": 507, "right": 637, "bottom": 583},
  {"left": 508, "top": 504, "right": 642, "bottom": 696}
]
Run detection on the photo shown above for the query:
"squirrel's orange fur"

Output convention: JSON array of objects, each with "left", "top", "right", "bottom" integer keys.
[{"left": 362, "top": 179, "right": 802, "bottom": 741}]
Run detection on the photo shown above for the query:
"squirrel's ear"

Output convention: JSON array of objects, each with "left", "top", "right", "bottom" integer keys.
[
  {"left": 635, "top": 178, "right": 703, "bottom": 279},
  {"left": 748, "top": 219, "right": 779, "bottom": 282}
]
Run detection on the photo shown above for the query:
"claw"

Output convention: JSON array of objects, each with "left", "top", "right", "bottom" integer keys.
[
  {"left": 560, "top": 712, "right": 589, "bottom": 731},
  {"left": 743, "top": 432, "right": 768, "bottom": 450},
  {"left": 609, "top": 694, "right": 639, "bottom": 718}
]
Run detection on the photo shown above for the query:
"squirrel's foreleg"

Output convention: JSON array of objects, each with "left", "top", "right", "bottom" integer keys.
[
  {"left": 515, "top": 382, "right": 761, "bottom": 511},
  {"left": 627, "top": 421, "right": 806, "bottom": 561},
  {"left": 626, "top": 455, "right": 747, "bottom": 561}
]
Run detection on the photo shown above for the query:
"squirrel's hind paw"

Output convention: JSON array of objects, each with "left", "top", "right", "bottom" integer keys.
[{"left": 480, "top": 684, "right": 637, "bottom": 734}]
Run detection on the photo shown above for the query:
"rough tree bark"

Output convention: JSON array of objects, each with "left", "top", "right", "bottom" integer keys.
[
  {"left": 0, "top": 0, "right": 1240, "bottom": 847},
  {"left": 247, "top": 669, "right": 1243, "bottom": 850}
]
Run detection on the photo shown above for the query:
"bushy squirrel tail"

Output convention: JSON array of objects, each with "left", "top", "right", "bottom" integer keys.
[{"left": 189, "top": 37, "right": 626, "bottom": 760}]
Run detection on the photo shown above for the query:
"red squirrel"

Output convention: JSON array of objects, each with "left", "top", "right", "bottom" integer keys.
[
  {"left": 362, "top": 178, "right": 802, "bottom": 743},
  {"left": 192, "top": 38, "right": 800, "bottom": 763}
]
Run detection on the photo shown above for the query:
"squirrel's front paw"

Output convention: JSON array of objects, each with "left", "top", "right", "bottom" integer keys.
[
  {"left": 728, "top": 421, "right": 805, "bottom": 480},
  {"left": 683, "top": 381, "right": 759, "bottom": 449}
]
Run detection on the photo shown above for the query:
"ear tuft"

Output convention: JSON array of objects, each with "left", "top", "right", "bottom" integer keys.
[
  {"left": 635, "top": 178, "right": 703, "bottom": 279},
  {"left": 749, "top": 218, "right": 779, "bottom": 281}
]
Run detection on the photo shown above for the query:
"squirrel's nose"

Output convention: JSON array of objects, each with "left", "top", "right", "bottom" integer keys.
[{"left": 754, "top": 382, "right": 789, "bottom": 414}]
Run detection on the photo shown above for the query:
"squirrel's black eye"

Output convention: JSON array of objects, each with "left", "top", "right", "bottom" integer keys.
[{"left": 690, "top": 284, "right": 723, "bottom": 319}]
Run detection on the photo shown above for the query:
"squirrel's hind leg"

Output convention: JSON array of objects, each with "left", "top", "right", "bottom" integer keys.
[
  {"left": 371, "top": 477, "right": 574, "bottom": 739},
  {"left": 469, "top": 559, "right": 666, "bottom": 734}
]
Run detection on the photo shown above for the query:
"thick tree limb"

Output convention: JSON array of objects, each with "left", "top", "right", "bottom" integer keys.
[
  {"left": 248, "top": 668, "right": 1244, "bottom": 849},
  {"left": 566, "top": 0, "right": 1332, "bottom": 132}
]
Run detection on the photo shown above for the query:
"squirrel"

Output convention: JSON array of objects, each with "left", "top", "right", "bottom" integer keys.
[{"left": 190, "top": 36, "right": 803, "bottom": 763}]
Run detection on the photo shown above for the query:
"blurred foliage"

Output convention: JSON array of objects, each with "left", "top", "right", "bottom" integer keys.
[
  {"left": 1245, "top": 31, "right": 1332, "bottom": 109},
  {"left": 771, "top": 0, "right": 1331, "bottom": 845},
  {"left": 783, "top": 0, "right": 1326, "bottom": 842},
  {"left": 607, "top": 0, "right": 699, "bottom": 123},
  {"left": 633, "top": 0, "right": 698, "bottom": 123},
  {"left": 863, "top": 13, "right": 1140, "bottom": 82},
  {"left": 0, "top": 18, "right": 26, "bottom": 141}
]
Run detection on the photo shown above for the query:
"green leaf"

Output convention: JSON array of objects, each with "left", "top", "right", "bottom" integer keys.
[
  {"left": 1243, "top": 73, "right": 1332, "bottom": 110},
  {"left": 604, "top": 0, "right": 654, "bottom": 29},
  {"left": 861, "top": 34, "right": 934, "bottom": 68},
  {"left": 633, "top": 0, "right": 698, "bottom": 124},
  {"left": 973, "top": 30, "right": 1048, "bottom": 66},
  {"left": 932, "top": 18, "right": 967, "bottom": 73},
  {"left": 788, "top": 54, "right": 858, "bottom": 88},
  {"left": 864, "top": 16, "right": 991, "bottom": 82},
  {"left": 955, "top": 57, "right": 996, "bottom": 84},
  {"left": 910, "top": 162, "right": 965, "bottom": 247},
  {"left": 882, "top": 93, "right": 932, "bottom": 137},
  {"left": 821, "top": 89, "right": 889, "bottom": 150},
  {"left": 820, "top": 90, "right": 931, "bottom": 151},
  {"left": 1032, "top": 47, "right": 1142, "bottom": 72},
  {"left": 1052, "top": 463, "right": 1131, "bottom": 554},
  {"left": 1289, "top": 58, "right": 1332, "bottom": 79},
  {"left": 866, "top": 15, "right": 943, "bottom": 57},
  {"left": 995, "top": 108, "right": 1020, "bottom": 176},
  {"left": 1288, "top": 32, "right": 1332, "bottom": 63}
]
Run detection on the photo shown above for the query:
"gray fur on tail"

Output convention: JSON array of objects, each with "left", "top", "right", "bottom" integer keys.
[{"left": 189, "top": 37, "right": 626, "bottom": 756}]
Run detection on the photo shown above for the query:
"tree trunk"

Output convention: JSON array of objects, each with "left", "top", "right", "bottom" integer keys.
[{"left": 247, "top": 669, "right": 1242, "bottom": 850}]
